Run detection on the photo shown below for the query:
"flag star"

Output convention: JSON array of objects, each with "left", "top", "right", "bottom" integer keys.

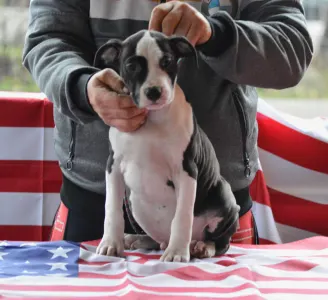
[
  {"left": 47, "top": 262, "right": 68, "bottom": 271},
  {"left": 0, "top": 252, "right": 8, "bottom": 261},
  {"left": 20, "top": 243, "right": 37, "bottom": 247},
  {"left": 0, "top": 241, "right": 9, "bottom": 247},
  {"left": 48, "top": 247, "right": 73, "bottom": 259},
  {"left": 25, "top": 261, "right": 30, "bottom": 264}
]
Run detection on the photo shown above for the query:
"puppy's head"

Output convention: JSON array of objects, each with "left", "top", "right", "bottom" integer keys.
[{"left": 94, "top": 30, "right": 197, "bottom": 110}]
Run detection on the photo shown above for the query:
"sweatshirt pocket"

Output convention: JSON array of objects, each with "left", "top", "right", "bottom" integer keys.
[
  {"left": 66, "top": 120, "right": 77, "bottom": 171},
  {"left": 232, "top": 90, "right": 251, "bottom": 178}
]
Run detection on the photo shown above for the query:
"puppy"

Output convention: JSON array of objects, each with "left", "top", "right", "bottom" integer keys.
[{"left": 94, "top": 30, "right": 240, "bottom": 262}]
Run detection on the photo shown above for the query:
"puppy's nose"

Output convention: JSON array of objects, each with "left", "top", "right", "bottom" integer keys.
[{"left": 144, "top": 86, "right": 162, "bottom": 102}]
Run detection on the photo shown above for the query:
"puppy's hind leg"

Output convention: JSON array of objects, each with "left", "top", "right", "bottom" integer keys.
[
  {"left": 190, "top": 240, "right": 216, "bottom": 259},
  {"left": 124, "top": 234, "right": 160, "bottom": 250}
]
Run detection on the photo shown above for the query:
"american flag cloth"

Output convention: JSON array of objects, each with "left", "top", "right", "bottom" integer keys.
[
  {"left": 1, "top": 237, "right": 328, "bottom": 298},
  {"left": 0, "top": 91, "right": 327, "bottom": 244}
]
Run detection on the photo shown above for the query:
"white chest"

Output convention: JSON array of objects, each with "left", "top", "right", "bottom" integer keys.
[
  {"left": 109, "top": 118, "right": 193, "bottom": 242},
  {"left": 110, "top": 122, "right": 189, "bottom": 192}
]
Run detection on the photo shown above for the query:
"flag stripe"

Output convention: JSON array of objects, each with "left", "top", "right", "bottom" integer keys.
[
  {"left": 0, "top": 93, "right": 54, "bottom": 128},
  {"left": 0, "top": 225, "right": 52, "bottom": 241},
  {"left": 0, "top": 294, "right": 265, "bottom": 300},
  {"left": 258, "top": 148, "right": 328, "bottom": 205},
  {"left": 275, "top": 223, "right": 318, "bottom": 244},
  {"left": 0, "top": 192, "right": 59, "bottom": 226},
  {"left": 251, "top": 202, "right": 281, "bottom": 244},
  {"left": 269, "top": 187, "right": 328, "bottom": 236},
  {"left": 0, "top": 128, "right": 56, "bottom": 161},
  {"left": 1, "top": 295, "right": 264, "bottom": 300},
  {"left": 257, "top": 112, "right": 328, "bottom": 175},
  {"left": 0, "top": 160, "right": 62, "bottom": 193},
  {"left": 257, "top": 98, "right": 328, "bottom": 143}
]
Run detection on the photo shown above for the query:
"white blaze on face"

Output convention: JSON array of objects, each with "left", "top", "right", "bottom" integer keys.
[{"left": 136, "top": 32, "right": 174, "bottom": 110}]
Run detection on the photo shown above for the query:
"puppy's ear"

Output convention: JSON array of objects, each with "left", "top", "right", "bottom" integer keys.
[
  {"left": 93, "top": 39, "right": 123, "bottom": 70},
  {"left": 169, "top": 36, "right": 199, "bottom": 67}
]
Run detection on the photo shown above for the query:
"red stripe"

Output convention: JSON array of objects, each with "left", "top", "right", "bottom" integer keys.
[
  {"left": 0, "top": 160, "right": 61, "bottom": 193},
  {"left": 259, "top": 238, "right": 276, "bottom": 245},
  {"left": 0, "top": 225, "right": 52, "bottom": 241},
  {"left": 257, "top": 112, "right": 328, "bottom": 175},
  {"left": 250, "top": 170, "right": 271, "bottom": 207},
  {"left": 0, "top": 95, "right": 54, "bottom": 128},
  {"left": 268, "top": 187, "right": 328, "bottom": 236}
]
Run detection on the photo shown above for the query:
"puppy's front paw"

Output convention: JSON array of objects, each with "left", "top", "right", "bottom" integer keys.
[
  {"left": 96, "top": 237, "right": 124, "bottom": 257},
  {"left": 160, "top": 246, "right": 190, "bottom": 262}
]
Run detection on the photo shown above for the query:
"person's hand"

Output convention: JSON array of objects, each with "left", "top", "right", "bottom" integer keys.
[
  {"left": 87, "top": 69, "right": 147, "bottom": 132},
  {"left": 149, "top": 0, "right": 212, "bottom": 46}
]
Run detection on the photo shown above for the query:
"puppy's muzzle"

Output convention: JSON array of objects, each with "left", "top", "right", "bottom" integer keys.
[{"left": 145, "top": 86, "right": 162, "bottom": 102}]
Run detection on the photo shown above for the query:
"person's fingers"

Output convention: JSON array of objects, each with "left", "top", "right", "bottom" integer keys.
[
  {"left": 173, "top": 15, "right": 192, "bottom": 37},
  {"left": 109, "top": 113, "right": 147, "bottom": 132},
  {"left": 186, "top": 23, "right": 201, "bottom": 46},
  {"left": 149, "top": 2, "right": 174, "bottom": 32},
  {"left": 96, "top": 92, "right": 136, "bottom": 110},
  {"left": 161, "top": 6, "right": 183, "bottom": 36},
  {"left": 97, "top": 68, "right": 129, "bottom": 94}
]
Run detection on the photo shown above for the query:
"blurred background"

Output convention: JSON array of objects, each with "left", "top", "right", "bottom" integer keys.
[{"left": 0, "top": 0, "right": 328, "bottom": 118}]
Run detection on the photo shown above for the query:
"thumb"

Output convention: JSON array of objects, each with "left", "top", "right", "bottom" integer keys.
[{"left": 97, "top": 68, "right": 129, "bottom": 94}]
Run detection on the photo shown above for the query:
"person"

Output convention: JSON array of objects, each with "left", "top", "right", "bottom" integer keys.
[{"left": 22, "top": 0, "right": 313, "bottom": 245}]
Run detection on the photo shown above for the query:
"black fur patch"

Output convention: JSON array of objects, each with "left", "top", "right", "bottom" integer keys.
[
  {"left": 106, "top": 148, "right": 115, "bottom": 174},
  {"left": 182, "top": 115, "right": 239, "bottom": 252},
  {"left": 166, "top": 180, "right": 175, "bottom": 189}
]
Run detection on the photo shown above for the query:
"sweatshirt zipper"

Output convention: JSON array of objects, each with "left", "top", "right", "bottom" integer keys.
[
  {"left": 233, "top": 90, "right": 251, "bottom": 178},
  {"left": 66, "top": 121, "right": 76, "bottom": 171}
]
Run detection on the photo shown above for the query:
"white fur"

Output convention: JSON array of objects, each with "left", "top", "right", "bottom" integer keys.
[{"left": 136, "top": 32, "right": 174, "bottom": 110}]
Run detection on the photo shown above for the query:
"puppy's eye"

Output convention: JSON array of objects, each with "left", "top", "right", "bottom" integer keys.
[
  {"left": 125, "top": 62, "right": 140, "bottom": 73},
  {"left": 160, "top": 54, "right": 173, "bottom": 68}
]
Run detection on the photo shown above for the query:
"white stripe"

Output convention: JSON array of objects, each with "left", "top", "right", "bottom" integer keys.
[
  {"left": 258, "top": 98, "right": 328, "bottom": 143},
  {"left": 228, "top": 246, "right": 328, "bottom": 258},
  {"left": 252, "top": 202, "right": 282, "bottom": 244},
  {"left": 0, "top": 286, "right": 266, "bottom": 298},
  {"left": 90, "top": 0, "right": 202, "bottom": 21},
  {"left": 0, "top": 127, "right": 56, "bottom": 161},
  {"left": 275, "top": 223, "right": 318, "bottom": 244},
  {"left": 258, "top": 148, "right": 328, "bottom": 205},
  {"left": 0, "top": 193, "right": 59, "bottom": 226},
  {"left": 0, "top": 91, "right": 47, "bottom": 100}
]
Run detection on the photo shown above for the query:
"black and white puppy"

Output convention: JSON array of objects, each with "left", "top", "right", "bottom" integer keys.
[{"left": 94, "top": 30, "right": 240, "bottom": 262}]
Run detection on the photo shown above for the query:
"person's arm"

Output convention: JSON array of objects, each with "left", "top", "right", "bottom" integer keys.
[
  {"left": 22, "top": 0, "right": 99, "bottom": 124},
  {"left": 197, "top": 0, "right": 314, "bottom": 89}
]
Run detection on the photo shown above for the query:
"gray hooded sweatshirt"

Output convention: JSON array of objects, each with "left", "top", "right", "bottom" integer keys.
[{"left": 22, "top": 0, "right": 313, "bottom": 209}]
